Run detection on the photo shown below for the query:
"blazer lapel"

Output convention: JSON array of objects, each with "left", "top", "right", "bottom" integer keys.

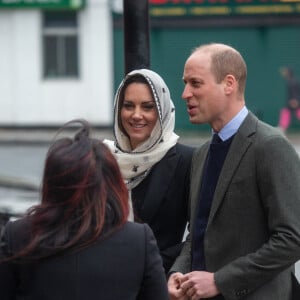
[
  {"left": 190, "top": 143, "right": 210, "bottom": 219},
  {"left": 141, "top": 146, "right": 180, "bottom": 223},
  {"left": 208, "top": 112, "right": 258, "bottom": 224}
]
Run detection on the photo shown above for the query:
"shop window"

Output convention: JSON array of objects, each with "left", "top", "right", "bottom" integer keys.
[{"left": 42, "top": 11, "right": 79, "bottom": 78}]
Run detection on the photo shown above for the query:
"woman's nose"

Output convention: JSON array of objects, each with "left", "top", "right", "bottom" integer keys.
[{"left": 132, "top": 108, "right": 143, "bottom": 119}]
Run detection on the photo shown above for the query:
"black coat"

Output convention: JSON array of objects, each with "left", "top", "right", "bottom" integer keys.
[
  {"left": 0, "top": 220, "right": 169, "bottom": 300},
  {"left": 132, "top": 143, "right": 194, "bottom": 273}
]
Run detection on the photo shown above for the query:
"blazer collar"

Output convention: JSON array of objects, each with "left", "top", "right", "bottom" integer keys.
[{"left": 208, "top": 112, "right": 258, "bottom": 224}]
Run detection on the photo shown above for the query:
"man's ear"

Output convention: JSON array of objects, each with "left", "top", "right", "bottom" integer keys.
[{"left": 223, "top": 74, "right": 236, "bottom": 95}]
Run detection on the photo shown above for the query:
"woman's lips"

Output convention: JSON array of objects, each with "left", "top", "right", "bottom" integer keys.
[
  {"left": 130, "top": 123, "right": 146, "bottom": 129},
  {"left": 131, "top": 123, "right": 145, "bottom": 127}
]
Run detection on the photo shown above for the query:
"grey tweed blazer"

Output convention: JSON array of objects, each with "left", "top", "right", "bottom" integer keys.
[{"left": 170, "top": 112, "right": 300, "bottom": 300}]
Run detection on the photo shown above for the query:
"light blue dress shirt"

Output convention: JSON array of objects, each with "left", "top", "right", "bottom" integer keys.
[{"left": 214, "top": 106, "right": 249, "bottom": 142}]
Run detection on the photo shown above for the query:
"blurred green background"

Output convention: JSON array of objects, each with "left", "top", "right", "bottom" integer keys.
[{"left": 114, "top": 25, "right": 300, "bottom": 132}]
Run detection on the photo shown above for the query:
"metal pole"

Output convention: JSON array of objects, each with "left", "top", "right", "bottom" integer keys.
[{"left": 123, "top": 0, "right": 150, "bottom": 74}]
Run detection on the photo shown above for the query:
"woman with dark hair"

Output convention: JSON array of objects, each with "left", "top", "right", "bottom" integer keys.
[
  {"left": 0, "top": 119, "right": 168, "bottom": 300},
  {"left": 104, "top": 69, "right": 194, "bottom": 273}
]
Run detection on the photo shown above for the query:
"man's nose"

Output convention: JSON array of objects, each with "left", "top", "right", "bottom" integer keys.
[{"left": 182, "top": 85, "right": 192, "bottom": 101}]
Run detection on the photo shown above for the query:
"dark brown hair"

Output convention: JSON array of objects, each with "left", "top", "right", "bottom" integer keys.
[{"left": 5, "top": 119, "right": 129, "bottom": 261}]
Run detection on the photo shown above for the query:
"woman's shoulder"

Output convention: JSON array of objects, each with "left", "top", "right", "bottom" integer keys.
[
  {"left": 3, "top": 217, "right": 31, "bottom": 236},
  {"left": 162, "top": 143, "right": 194, "bottom": 158},
  {"left": 149, "top": 143, "right": 194, "bottom": 175},
  {"left": 121, "top": 222, "right": 152, "bottom": 237},
  {"left": 172, "top": 143, "right": 195, "bottom": 166},
  {"left": 1, "top": 217, "right": 31, "bottom": 254},
  {"left": 175, "top": 142, "right": 195, "bottom": 155},
  {"left": 120, "top": 222, "right": 158, "bottom": 243}
]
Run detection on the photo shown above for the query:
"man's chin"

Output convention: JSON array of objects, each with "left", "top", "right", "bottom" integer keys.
[{"left": 189, "top": 116, "right": 202, "bottom": 124}]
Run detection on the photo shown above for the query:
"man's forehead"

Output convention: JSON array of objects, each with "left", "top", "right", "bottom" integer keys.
[{"left": 183, "top": 60, "right": 210, "bottom": 76}]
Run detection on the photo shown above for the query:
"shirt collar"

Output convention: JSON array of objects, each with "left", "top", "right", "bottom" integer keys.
[{"left": 213, "top": 106, "right": 248, "bottom": 141}]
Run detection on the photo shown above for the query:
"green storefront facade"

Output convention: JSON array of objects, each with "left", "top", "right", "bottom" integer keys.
[{"left": 113, "top": 1, "right": 300, "bottom": 132}]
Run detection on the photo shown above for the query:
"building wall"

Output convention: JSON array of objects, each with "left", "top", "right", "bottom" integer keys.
[{"left": 0, "top": 0, "right": 113, "bottom": 126}]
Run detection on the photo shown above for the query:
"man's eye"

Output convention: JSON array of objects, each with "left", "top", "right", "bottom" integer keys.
[{"left": 192, "top": 81, "right": 201, "bottom": 87}]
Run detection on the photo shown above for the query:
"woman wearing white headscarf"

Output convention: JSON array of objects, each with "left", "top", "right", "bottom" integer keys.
[{"left": 104, "top": 69, "right": 194, "bottom": 273}]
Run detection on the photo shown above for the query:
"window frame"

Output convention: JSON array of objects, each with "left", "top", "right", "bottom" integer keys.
[{"left": 42, "top": 11, "right": 80, "bottom": 80}]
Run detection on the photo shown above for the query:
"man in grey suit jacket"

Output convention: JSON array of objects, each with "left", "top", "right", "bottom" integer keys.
[{"left": 168, "top": 43, "right": 300, "bottom": 300}]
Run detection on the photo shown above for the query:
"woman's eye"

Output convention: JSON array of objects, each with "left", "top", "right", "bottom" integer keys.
[
  {"left": 122, "top": 102, "right": 134, "bottom": 109},
  {"left": 122, "top": 102, "right": 156, "bottom": 111},
  {"left": 143, "top": 103, "right": 156, "bottom": 110}
]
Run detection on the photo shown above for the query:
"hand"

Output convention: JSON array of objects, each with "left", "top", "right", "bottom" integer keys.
[
  {"left": 168, "top": 272, "right": 189, "bottom": 300},
  {"left": 180, "top": 271, "right": 220, "bottom": 300}
]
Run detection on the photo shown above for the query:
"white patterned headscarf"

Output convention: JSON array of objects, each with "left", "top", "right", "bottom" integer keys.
[{"left": 104, "top": 69, "right": 179, "bottom": 220}]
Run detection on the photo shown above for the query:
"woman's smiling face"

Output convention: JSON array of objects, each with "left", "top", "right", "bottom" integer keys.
[{"left": 120, "top": 82, "right": 158, "bottom": 149}]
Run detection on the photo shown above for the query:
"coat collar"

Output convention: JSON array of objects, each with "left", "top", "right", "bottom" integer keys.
[
  {"left": 208, "top": 112, "right": 258, "bottom": 224},
  {"left": 140, "top": 146, "right": 179, "bottom": 223}
]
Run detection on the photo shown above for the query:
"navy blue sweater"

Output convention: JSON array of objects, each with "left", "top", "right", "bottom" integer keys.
[{"left": 192, "top": 135, "right": 234, "bottom": 271}]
